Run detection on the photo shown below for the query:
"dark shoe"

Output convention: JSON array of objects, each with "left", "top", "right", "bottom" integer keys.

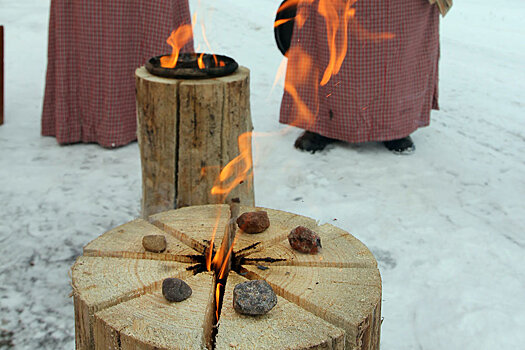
[
  {"left": 383, "top": 136, "right": 415, "bottom": 154},
  {"left": 294, "top": 131, "right": 336, "bottom": 153}
]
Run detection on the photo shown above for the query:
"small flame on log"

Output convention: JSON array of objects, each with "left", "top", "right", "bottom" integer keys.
[{"left": 160, "top": 24, "right": 194, "bottom": 68}]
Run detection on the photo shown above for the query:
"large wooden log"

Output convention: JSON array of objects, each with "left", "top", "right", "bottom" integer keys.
[
  {"left": 72, "top": 205, "right": 381, "bottom": 349},
  {"left": 135, "top": 67, "right": 254, "bottom": 218}
]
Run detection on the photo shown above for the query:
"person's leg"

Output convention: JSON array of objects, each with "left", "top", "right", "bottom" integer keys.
[
  {"left": 383, "top": 136, "right": 415, "bottom": 153},
  {"left": 294, "top": 131, "right": 337, "bottom": 153}
]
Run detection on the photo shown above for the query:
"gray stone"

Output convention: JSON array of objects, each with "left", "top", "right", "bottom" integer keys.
[
  {"left": 233, "top": 280, "right": 277, "bottom": 316},
  {"left": 142, "top": 234, "right": 167, "bottom": 253},
  {"left": 162, "top": 278, "right": 192, "bottom": 302}
]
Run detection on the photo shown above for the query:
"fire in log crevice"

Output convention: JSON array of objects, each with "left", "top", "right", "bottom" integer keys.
[{"left": 203, "top": 202, "right": 239, "bottom": 349}]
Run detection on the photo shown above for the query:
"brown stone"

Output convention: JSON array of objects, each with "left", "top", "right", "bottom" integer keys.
[
  {"left": 288, "top": 226, "right": 322, "bottom": 254},
  {"left": 142, "top": 234, "right": 167, "bottom": 253},
  {"left": 236, "top": 211, "right": 270, "bottom": 234}
]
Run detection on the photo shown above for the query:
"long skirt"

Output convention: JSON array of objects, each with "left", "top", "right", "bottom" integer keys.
[
  {"left": 279, "top": 0, "right": 440, "bottom": 142},
  {"left": 42, "top": 0, "right": 193, "bottom": 148}
]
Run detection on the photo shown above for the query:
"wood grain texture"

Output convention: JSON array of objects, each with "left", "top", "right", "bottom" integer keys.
[
  {"left": 72, "top": 205, "right": 381, "bottom": 349},
  {"left": 149, "top": 204, "right": 231, "bottom": 254},
  {"left": 135, "top": 67, "right": 254, "bottom": 218},
  {"left": 136, "top": 68, "right": 179, "bottom": 218},
  {"left": 215, "top": 273, "right": 345, "bottom": 350},
  {"left": 94, "top": 273, "right": 214, "bottom": 350},
  {"left": 243, "top": 223, "right": 377, "bottom": 268},
  {"left": 83, "top": 219, "right": 196, "bottom": 262},
  {"left": 233, "top": 206, "right": 318, "bottom": 256},
  {"left": 71, "top": 257, "right": 192, "bottom": 349},
  {"left": 243, "top": 266, "right": 382, "bottom": 350}
]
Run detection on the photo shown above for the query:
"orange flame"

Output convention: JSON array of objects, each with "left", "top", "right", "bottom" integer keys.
[
  {"left": 215, "top": 282, "right": 222, "bottom": 321},
  {"left": 205, "top": 132, "right": 253, "bottom": 272},
  {"left": 274, "top": 0, "right": 395, "bottom": 128},
  {"left": 198, "top": 52, "right": 205, "bottom": 69},
  {"left": 212, "top": 234, "right": 238, "bottom": 280},
  {"left": 201, "top": 21, "right": 219, "bottom": 67},
  {"left": 205, "top": 131, "right": 253, "bottom": 322},
  {"left": 283, "top": 46, "right": 319, "bottom": 128},
  {"left": 205, "top": 216, "right": 221, "bottom": 271},
  {"left": 210, "top": 132, "right": 253, "bottom": 199},
  {"left": 274, "top": 18, "right": 294, "bottom": 28},
  {"left": 160, "top": 24, "right": 194, "bottom": 68},
  {"left": 318, "top": 0, "right": 354, "bottom": 86}
]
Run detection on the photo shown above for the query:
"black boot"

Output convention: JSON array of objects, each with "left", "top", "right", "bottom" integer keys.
[
  {"left": 294, "top": 131, "right": 336, "bottom": 153},
  {"left": 383, "top": 136, "right": 415, "bottom": 154}
]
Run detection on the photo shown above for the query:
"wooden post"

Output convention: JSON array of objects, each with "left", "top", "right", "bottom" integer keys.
[
  {"left": 135, "top": 67, "right": 255, "bottom": 218},
  {"left": 1, "top": 26, "right": 4, "bottom": 125},
  {"left": 72, "top": 205, "right": 382, "bottom": 349}
]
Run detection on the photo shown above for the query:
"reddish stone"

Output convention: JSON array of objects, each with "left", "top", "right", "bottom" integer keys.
[
  {"left": 236, "top": 211, "right": 270, "bottom": 234},
  {"left": 288, "top": 226, "right": 322, "bottom": 254}
]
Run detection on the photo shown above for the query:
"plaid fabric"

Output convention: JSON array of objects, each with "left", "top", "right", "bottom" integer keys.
[
  {"left": 42, "top": 0, "right": 193, "bottom": 148},
  {"left": 280, "top": 0, "right": 440, "bottom": 143}
]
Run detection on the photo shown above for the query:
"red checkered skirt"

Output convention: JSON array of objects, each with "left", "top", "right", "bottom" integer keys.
[
  {"left": 280, "top": 0, "right": 440, "bottom": 142},
  {"left": 42, "top": 0, "right": 193, "bottom": 148}
]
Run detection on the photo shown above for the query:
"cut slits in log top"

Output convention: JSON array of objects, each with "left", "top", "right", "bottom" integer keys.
[{"left": 72, "top": 205, "right": 382, "bottom": 349}]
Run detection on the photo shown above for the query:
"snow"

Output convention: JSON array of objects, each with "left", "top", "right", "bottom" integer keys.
[{"left": 0, "top": 0, "right": 524, "bottom": 348}]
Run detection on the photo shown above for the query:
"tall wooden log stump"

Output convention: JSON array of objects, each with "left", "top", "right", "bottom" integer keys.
[
  {"left": 72, "top": 205, "right": 382, "bottom": 349},
  {"left": 136, "top": 67, "right": 254, "bottom": 218}
]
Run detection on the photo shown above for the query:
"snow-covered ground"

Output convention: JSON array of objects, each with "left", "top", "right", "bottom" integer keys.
[{"left": 0, "top": 0, "right": 524, "bottom": 348}]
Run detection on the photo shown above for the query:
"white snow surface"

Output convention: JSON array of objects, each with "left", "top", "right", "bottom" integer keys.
[{"left": 0, "top": 0, "right": 524, "bottom": 348}]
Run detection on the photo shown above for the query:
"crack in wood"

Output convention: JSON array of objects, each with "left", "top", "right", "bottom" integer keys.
[{"left": 203, "top": 202, "right": 239, "bottom": 349}]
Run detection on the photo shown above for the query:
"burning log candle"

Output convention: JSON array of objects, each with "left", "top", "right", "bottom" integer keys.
[
  {"left": 72, "top": 204, "right": 382, "bottom": 349},
  {"left": 136, "top": 23, "right": 253, "bottom": 217},
  {"left": 146, "top": 53, "right": 238, "bottom": 80}
]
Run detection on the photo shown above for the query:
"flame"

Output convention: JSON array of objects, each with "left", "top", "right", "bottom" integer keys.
[
  {"left": 205, "top": 216, "right": 221, "bottom": 271},
  {"left": 283, "top": 46, "right": 319, "bottom": 128},
  {"left": 271, "top": 58, "right": 288, "bottom": 94},
  {"left": 274, "top": 18, "right": 294, "bottom": 28},
  {"left": 215, "top": 282, "right": 223, "bottom": 321},
  {"left": 274, "top": 0, "right": 395, "bottom": 128},
  {"left": 318, "top": 0, "right": 354, "bottom": 86},
  {"left": 201, "top": 21, "right": 219, "bottom": 67},
  {"left": 204, "top": 132, "right": 253, "bottom": 272},
  {"left": 204, "top": 132, "right": 254, "bottom": 320},
  {"left": 160, "top": 24, "right": 194, "bottom": 68},
  {"left": 210, "top": 132, "right": 253, "bottom": 199},
  {"left": 198, "top": 52, "right": 205, "bottom": 69}
]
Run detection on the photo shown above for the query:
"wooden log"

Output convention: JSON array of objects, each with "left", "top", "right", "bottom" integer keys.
[
  {"left": 215, "top": 273, "right": 345, "bottom": 349},
  {"left": 72, "top": 205, "right": 381, "bottom": 349},
  {"left": 135, "top": 67, "right": 254, "bottom": 218}
]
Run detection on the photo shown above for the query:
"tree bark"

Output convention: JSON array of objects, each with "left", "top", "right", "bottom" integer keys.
[
  {"left": 135, "top": 67, "right": 254, "bottom": 218},
  {"left": 72, "top": 205, "right": 381, "bottom": 349}
]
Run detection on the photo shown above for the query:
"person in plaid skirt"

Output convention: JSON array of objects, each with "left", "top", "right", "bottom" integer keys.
[
  {"left": 279, "top": 0, "right": 440, "bottom": 154},
  {"left": 42, "top": 0, "right": 193, "bottom": 148}
]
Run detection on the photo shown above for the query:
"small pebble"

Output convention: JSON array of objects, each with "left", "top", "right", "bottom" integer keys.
[
  {"left": 142, "top": 234, "right": 167, "bottom": 253},
  {"left": 233, "top": 280, "right": 277, "bottom": 316},
  {"left": 236, "top": 211, "right": 270, "bottom": 234},
  {"left": 257, "top": 265, "right": 269, "bottom": 270},
  {"left": 162, "top": 278, "right": 192, "bottom": 302},
  {"left": 288, "top": 226, "right": 322, "bottom": 254}
]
